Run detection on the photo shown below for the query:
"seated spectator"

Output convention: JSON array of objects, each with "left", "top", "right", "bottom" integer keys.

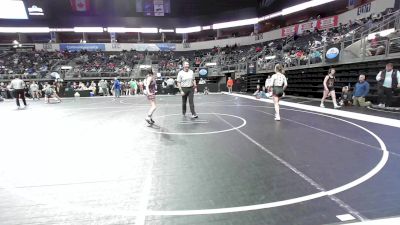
[
  {"left": 339, "top": 86, "right": 353, "bottom": 106},
  {"left": 353, "top": 74, "right": 372, "bottom": 107},
  {"left": 367, "top": 34, "right": 386, "bottom": 56},
  {"left": 253, "top": 84, "right": 261, "bottom": 98},
  {"left": 310, "top": 50, "right": 322, "bottom": 64}
]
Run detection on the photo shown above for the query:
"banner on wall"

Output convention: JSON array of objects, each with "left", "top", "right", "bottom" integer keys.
[
  {"left": 156, "top": 43, "right": 176, "bottom": 51},
  {"left": 247, "top": 62, "right": 256, "bottom": 74},
  {"left": 281, "top": 15, "right": 339, "bottom": 37},
  {"left": 70, "top": 0, "right": 90, "bottom": 12},
  {"left": 104, "top": 43, "right": 176, "bottom": 51},
  {"left": 325, "top": 43, "right": 341, "bottom": 63},
  {"left": 297, "top": 20, "right": 318, "bottom": 34},
  {"left": 60, "top": 43, "right": 105, "bottom": 51},
  {"left": 357, "top": 2, "right": 372, "bottom": 16},
  {"left": 317, "top": 16, "right": 339, "bottom": 30},
  {"left": 136, "top": 0, "right": 170, "bottom": 16},
  {"left": 281, "top": 26, "right": 297, "bottom": 37},
  {"left": 198, "top": 68, "right": 208, "bottom": 78}
]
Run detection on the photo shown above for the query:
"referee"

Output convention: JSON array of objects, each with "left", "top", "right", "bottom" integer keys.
[
  {"left": 177, "top": 61, "right": 198, "bottom": 118},
  {"left": 9, "top": 76, "right": 27, "bottom": 109}
]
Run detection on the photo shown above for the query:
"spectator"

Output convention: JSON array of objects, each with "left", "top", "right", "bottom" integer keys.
[
  {"left": 227, "top": 77, "right": 234, "bottom": 93},
  {"left": 376, "top": 63, "right": 400, "bottom": 107},
  {"left": 139, "top": 80, "right": 144, "bottom": 95},
  {"left": 113, "top": 77, "right": 121, "bottom": 98},
  {"left": 166, "top": 77, "right": 175, "bottom": 95},
  {"left": 129, "top": 79, "right": 138, "bottom": 95},
  {"left": 265, "top": 75, "right": 272, "bottom": 97},
  {"left": 353, "top": 74, "right": 372, "bottom": 107},
  {"left": 30, "top": 81, "right": 40, "bottom": 101},
  {"left": 0, "top": 82, "right": 7, "bottom": 99},
  {"left": 367, "top": 34, "right": 386, "bottom": 56},
  {"left": 99, "top": 79, "right": 108, "bottom": 96},
  {"left": 339, "top": 86, "right": 352, "bottom": 106},
  {"left": 89, "top": 81, "right": 97, "bottom": 96}
]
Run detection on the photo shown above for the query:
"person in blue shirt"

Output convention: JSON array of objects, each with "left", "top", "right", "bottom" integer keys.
[
  {"left": 353, "top": 74, "right": 371, "bottom": 107},
  {"left": 113, "top": 77, "right": 121, "bottom": 98}
]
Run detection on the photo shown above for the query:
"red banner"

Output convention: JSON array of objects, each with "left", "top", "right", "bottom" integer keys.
[
  {"left": 281, "top": 25, "right": 298, "bottom": 38},
  {"left": 317, "top": 16, "right": 339, "bottom": 30},
  {"left": 297, "top": 21, "right": 318, "bottom": 34},
  {"left": 70, "top": 0, "right": 90, "bottom": 12},
  {"left": 281, "top": 15, "right": 339, "bottom": 37}
]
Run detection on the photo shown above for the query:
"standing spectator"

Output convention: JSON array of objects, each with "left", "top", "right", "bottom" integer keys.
[
  {"left": 138, "top": 80, "right": 144, "bottom": 95},
  {"left": 353, "top": 74, "right": 371, "bottom": 107},
  {"left": 133, "top": 80, "right": 138, "bottom": 95},
  {"left": 113, "top": 77, "right": 121, "bottom": 98},
  {"left": 121, "top": 81, "right": 127, "bottom": 96},
  {"left": 265, "top": 75, "right": 273, "bottom": 98},
  {"left": 129, "top": 79, "right": 137, "bottom": 95},
  {"left": 376, "top": 63, "right": 400, "bottom": 107},
  {"left": 0, "top": 82, "right": 7, "bottom": 99},
  {"left": 30, "top": 81, "right": 40, "bottom": 101},
  {"left": 9, "top": 76, "right": 27, "bottom": 109},
  {"left": 99, "top": 79, "right": 108, "bottom": 96},
  {"left": 227, "top": 77, "right": 234, "bottom": 93}
]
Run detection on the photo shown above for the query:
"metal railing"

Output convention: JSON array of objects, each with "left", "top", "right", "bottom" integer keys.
[
  {"left": 361, "top": 10, "right": 400, "bottom": 37},
  {"left": 348, "top": 10, "right": 400, "bottom": 44}
]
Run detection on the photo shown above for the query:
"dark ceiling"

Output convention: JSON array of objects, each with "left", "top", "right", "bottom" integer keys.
[
  {"left": 0, "top": 0, "right": 348, "bottom": 28},
  {"left": 23, "top": 0, "right": 260, "bottom": 18}
]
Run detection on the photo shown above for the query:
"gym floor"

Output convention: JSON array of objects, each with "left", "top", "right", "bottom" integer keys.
[{"left": 0, "top": 94, "right": 399, "bottom": 225}]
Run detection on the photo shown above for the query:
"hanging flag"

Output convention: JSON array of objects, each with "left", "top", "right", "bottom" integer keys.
[{"left": 70, "top": 0, "right": 90, "bottom": 12}]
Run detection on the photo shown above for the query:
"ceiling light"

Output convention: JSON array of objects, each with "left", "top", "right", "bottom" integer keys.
[
  {"left": 107, "top": 27, "right": 158, "bottom": 33},
  {"left": 159, "top": 29, "right": 175, "bottom": 33},
  {"left": 175, "top": 26, "right": 201, "bottom": 34},
  {"left": 0, "top": 27, "right": 50, "bottom": 33},
  {"left": 213, "top": 18, "right": 259, "bottom": 30},
  {"left": 73, "top": 27, "right": 104, "bottom": 33}
]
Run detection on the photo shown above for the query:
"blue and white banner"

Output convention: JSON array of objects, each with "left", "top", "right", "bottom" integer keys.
[
  {"left": 156, "top": 43, "right": 176, "bottom": 51},
  {"left": 198, "top": 68, "right": 208, "bottom": 78},
  {"left": 60, "top": 43, "right": 105, "bottom": 51},
  {"left": 325, "top": 44, "right": 341, "bottom": 63}
]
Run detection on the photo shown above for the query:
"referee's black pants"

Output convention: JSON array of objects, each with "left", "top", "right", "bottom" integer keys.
[
  {"left": 14, "top": 89, "right": 26, "bottom": 107},
  {"left": 182, "top": 87, "right": 196, "bottom": 115}
]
